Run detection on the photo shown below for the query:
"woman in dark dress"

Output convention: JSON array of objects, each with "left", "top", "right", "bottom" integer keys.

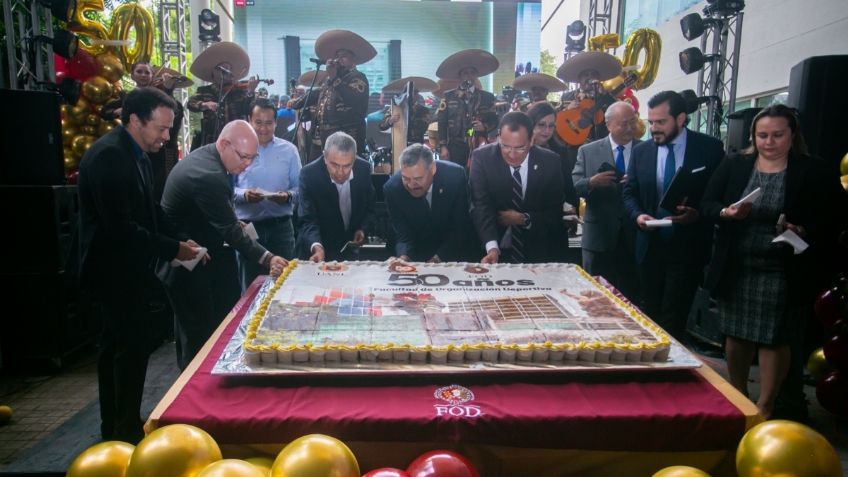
[
  {"left": 701, "top": 105, "right": 843, "bottom": 418},
  {"left": 527, "top": 101, "right": 577, "bottom": 207}
]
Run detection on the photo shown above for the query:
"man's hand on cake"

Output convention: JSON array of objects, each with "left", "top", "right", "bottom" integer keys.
[
  {"left": 268, "top": 256, "right": 287, "bottom": 277},
  {"left": 497, "top": 209, "right": 524, "bottom": 226},
  {"left": 481, "top": 248, "right": 499, "bottom": 264},
  {"left": 309, "top": 245, "right": 325, "bottom": 263}
]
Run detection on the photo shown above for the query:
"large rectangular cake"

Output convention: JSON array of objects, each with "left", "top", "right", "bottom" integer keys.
[{"left": 243, "top": 261, "right": 671, "bottom": 365}]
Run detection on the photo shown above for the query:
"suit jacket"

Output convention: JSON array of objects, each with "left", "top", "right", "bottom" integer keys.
[
  {"left": 573, "top": 136, "right": 642, "bottom": 252},
  {"left": 160, "top": 143, "right": 268, "bottom": 263},
  {"left": 383, "top": 160, "right": 473, "bottom": 262},
  {"left": 622, "top": 129, "right": 724, "bottom": 263},
  {"left": 469, "top": 143, "right": 566, "bottom": 263},
  {"left": 701, "top": 153, "right": 846, "bottom": 305},
  {"left": 78, "top": 127, "right": 180, "bottom": 293},
  {"left": 296, "top": 156, "right": 375, "bottom": 261}
]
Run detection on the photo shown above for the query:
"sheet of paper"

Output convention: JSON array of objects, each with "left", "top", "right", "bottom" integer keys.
[
  {"left": 256, "top": 188, "right": 279, "bottom": 199},
  {"left": 171, "top": 247, "right": 207, "bottom": 271},
  {"left": 772, "top": 230, "right": 809, "bottom": 255},
  {"left": 731, "top": 187, "right": 762, "bottom": 208},
  {"left": 645, "top": 219, "right": 673, "bottom": 228},
  {"left": 244, "top": 222, "right": 259, "bottom": 240}
]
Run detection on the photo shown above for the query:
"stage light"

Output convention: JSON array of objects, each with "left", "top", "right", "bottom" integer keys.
[
  {"left": 36, "top": 0, "right": 76, "bottom": 22},
  {"left": 705, "top": 0, "right": 745, "bottom": 15},
  {"left": 32, "top": 29, "right": 79, "bottom": 59},
  {"left": 680, "top": 13, "right": 706, "bottom": 41},
  {"left": 679, "top": 47, "right": 707, "bottom": 74},
  {"left": 198, "top": 8, "right": 221, "bottom": 43},
  {"left": 679, "top": 89, "right": 717, "bottom": 114},
  {"left": 565, "top": 20, "right": 586, "bottom": 53}
]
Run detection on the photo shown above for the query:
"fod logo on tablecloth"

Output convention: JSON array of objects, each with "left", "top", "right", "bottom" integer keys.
[{"left": 433, "top": 385, "right": 483, "bottom": 418}]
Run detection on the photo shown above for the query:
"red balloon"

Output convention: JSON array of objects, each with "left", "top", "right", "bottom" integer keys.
[
  {"left": 406, "top": 450, "right": 479, "bottom": 477},
  {"left": 64, "top": 49, "right": 98, "bottom": 82},
  {"left": 66, "top": 170, "right": 79, "bottom": 184},
  {"left": 54, "top": 53, "right": 68, "bottom": 79},
  {"left": 814, "top": 288, "right": 846, "bottom": 329},
  {"left": 816, "top": 370, "right": 848, "bottom": 417},
  {"left": 823, "top": 333, "right": 848, "bottom": 371},
  {"left": 363, "top": 468, "right": 411, "bottom": 477}
]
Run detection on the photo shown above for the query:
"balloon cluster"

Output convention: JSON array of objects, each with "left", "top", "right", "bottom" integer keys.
[
  {"left": 58, "top": 0, "right": 154, "bottom": 182},
  {"left": 736, "top": 420, "right": 843, "bottom": 477},
  {"left": 363, "top": 450, "right": 479, "bottom": 477},
  {"left": 810, "top": 274, "right": 848, "bottom": 417},
  {"left": 586, "top": 29, "right": 662, "bottom": 138}
]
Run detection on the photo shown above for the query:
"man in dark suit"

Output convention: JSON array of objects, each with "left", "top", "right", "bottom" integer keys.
[
  {"left": 383, "top": 143, "right": 474, "bottom": 262},
  {"left": 470, "top": 111, "right": 566, "bottom": 264},
  {"left": 297, "top": 131, "right": 375, "bottom": 262},
  {"left": 573, "top": 101, "right": 641, "bottom": 300},
  {"left": 78, "top": 87, "right": 200, "bottom": 442},
  {"left": 159, "top": 120, "right": 288, "bottom": 369},
  {"left": 622, "top": 90, "right": 724, "bottom": 339}
]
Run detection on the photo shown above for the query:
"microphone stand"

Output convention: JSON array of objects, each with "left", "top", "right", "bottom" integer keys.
[
  {"left": 212, "top": 70, "right": 229, "bottom": 145},
  {"left": 292, "top": 62, "right": 325, "bottom": 165}
]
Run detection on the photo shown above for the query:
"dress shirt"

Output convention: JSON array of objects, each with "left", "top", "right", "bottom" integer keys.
[
  {"left": 486, "top": 154, "right": 529, "bottom": 253},
  {"left": 233, "top": 136, "right": 301, "bottom": 221},
  {"left": 655, "top": 128, "right": 688, "bottom": 200},
  {"left": 311, "top": 169, "right": 355, "bottom": 254}
]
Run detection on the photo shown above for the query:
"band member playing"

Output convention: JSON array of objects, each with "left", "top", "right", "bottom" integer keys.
[
  {"left": 379, "top": 76, "right": 437, "bottom": 144},
  {"left": 512, "top": 72, "right": 567, "bottom": 104},
  {"left": 289, "top": 30, "right": 374, "bottom": 161},
  {"left": 187, "top": 41, "right": 259, "bottom": 150},
  {"left": 436, "top": 49, "right": 500, "bottom": 169}
]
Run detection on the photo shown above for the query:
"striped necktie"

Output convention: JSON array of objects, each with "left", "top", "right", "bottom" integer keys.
[{"left": 510, "top": 165, "right": 525, "bottom": 263}]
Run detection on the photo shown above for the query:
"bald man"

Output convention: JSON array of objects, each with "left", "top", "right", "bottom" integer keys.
[{"left": 159, "top": 120, "right": 288, "bottom": 369}]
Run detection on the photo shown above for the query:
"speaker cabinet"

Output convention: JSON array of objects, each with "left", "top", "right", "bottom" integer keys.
[
  {"left": 0, "top": 89, "right": 65, "bottom": 186},
  {"left": 787, "top": 55, "right": 848, "bottom": 165},
  {"left": 726, "top": 107, "right": 761, "bottom": 156}
]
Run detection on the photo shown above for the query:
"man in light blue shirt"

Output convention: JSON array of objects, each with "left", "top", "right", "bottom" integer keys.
[{"left": 234, "top": 98, "right": 301, "bottom": 290}]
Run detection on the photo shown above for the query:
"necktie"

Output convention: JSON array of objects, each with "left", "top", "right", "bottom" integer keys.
[
  {"left": 615, "top": 145, "right": 625, "bottom": 175},
  {"left": 510, "top": 166, "right": 525, "bottom": 263},
  {"left": 663, "top": 144, "right": 677, "bottom": 193}
]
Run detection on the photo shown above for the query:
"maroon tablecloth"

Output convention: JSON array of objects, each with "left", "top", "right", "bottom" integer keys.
[{"left": 155, "top": 278, "right": 751, "bottom": 453}]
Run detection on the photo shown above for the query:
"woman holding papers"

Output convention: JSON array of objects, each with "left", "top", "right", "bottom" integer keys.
[{"left": 701, "top": 104, "right": 844, "bottom": 419}]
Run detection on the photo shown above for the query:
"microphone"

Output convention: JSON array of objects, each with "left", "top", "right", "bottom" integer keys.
[
  {"left": 309, "top": 57, "right": 326, "bottom": 65},
  {"left": 215, "top": 64, "right": 232, "bottom": 76}
]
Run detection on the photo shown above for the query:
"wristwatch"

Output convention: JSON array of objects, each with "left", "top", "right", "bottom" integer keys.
[{"left": 523, "top": 213, "right": 531, "bottom": 228}]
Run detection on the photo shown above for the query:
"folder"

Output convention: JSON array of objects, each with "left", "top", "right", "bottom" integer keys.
[{"left": 658, "top": 165, "right": 709, "bottom": 212}]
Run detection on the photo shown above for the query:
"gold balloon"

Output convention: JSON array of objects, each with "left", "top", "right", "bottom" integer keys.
[
  {"left": 71, "top": 134, "right": 95, "bottom": 156},
  {"left": 82, "top": 76, "right": 114, "bottom": 104},
  {"left": 588, "top": 33, "right": 621, "bottom": 52},
  {"left": 634, "top": 116, "right": 647, "bottom": 139},
  {"left": 68, "top": 98, "right": 92, "bottom": 124},
  {"left": 97, "top": 52, "right": 125, "bottom": 83},
  {"left": 271, "top": 434, "right": 359, "bottom": 477},
  {"left": 245, "top": 457, "right": 274, "bottom": 474},
  {"left": 841, "top": 151, "right": 848, "bottom": 175},
  {"left": 98, "top": 121, "right": 115, "bottom": 136},
  {"left": 652, "top": 466, "right": 711, "bottom": 477},
  {"left": 807, "top": 347, "right": 834, "bottom": 382},
  {"left": 110, "top": 4, "right": 155, "bottom": 71},
  {"left": 68, "top": 0, "right": 109, "bottom": 56},
  {"left": 63, "top": 126, "right": 79, "bottom": 145},
  {"left": 601, "top": 74, "right": 625, "bottom": 93},
  {"left": 196, "top": 459, "right": 267, "bottom": 477},
  {"left": 841, "top": 174, "right": 848, "bottom": 192},
  {"left": 622, "top": 28, "right": 662, "bottom": 90},
  {"left": 60, "top": 104, "right": 71, "bottom": 117},
  {"left": 736, "top": 420, "right": 843, "bottom": 477},
  {"left": 64, "top": 154, "right": 80, "bottom": 173},
  {"left": 63, "top": 147, "right": 76, "bottom": 164},
  {"left": 86, "top": 113, "right": 102, "bottom": 127},
  {"left": 81, "top": 125, "right": 98, "bottom": 136},
  {"left": 126, "top": 424, "right": 222, "bottom": 477},
  {"left": 67, "top": 441, "right": 135, "bottom": 477}
]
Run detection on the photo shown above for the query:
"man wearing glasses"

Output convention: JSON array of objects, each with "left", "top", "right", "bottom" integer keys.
[
  {"left": 469, "top": 111, "right": 566, "bottom": 264},
  {"left": 159, "top": 120, "right": 288, "bottom": 369}
]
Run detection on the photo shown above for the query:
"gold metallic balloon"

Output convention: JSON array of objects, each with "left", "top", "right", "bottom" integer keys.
[
  {"left": 97, "top": 52, "right": 125, "bottom": 83},
  {"left": 652, "top": 465, "right": 711, "bottom": 477},
  {"left": 196, "top": 459, "right": 267, "bottom": 477},
  {"left": 86, "top": 113, "right": 102, "bottom": 127},
  {"left": 841, "top": 175, "right": 848, "bottom": 192},
  {"left": 271, "top": 434, "right": 359, "bottom": 477},
  {"left": 601, "top": 74, "right": 625, "bottom": 93},
  {"left": 736, "top": 420, "right": 843, "bottom": 477},
  {"left": 63, "top": 126, "right": 79, "bottom": 145},
  {"left": 60, "top": 104, "right": 71, "bottom": 117},
  {"left": 622, "top": 28, "right": 662, "bottom": 90},
  {"left": 71, "top": 134, "right": 96, "bottom": 156},
  {"left": 807, "top": 347, "right": 834, "bottom": 382},
  {"left": 68, "top": 0, "right": 109, "bottom": 56},
  {"left": 587, "top": 33, "right": 621, "bottom": 52},
  {"left": 634, "top": 116, "right": 647, "bottom": 138},
  {"left": 110, "top": 3, "right": 155, "bottom": 71},
  {"left": 92, "top": 103, "right": 105, "bottom": 114},
  {"left": 68, "top": 98, "right": 92, "bottom": 124},
  {"left": 245, "top": 457, "right": 274, "bottom": 475},
  {"left": 82, "top": 76, "right": 114, "bottom": 104},
  {"left": 63, "top": 148, "right": 77, "bottom": 168},
  {"left": 840, "top": 151, "right": 848, "bottom": 175},
  {"left": 81, "top": 125, "right": 98, "bottom": 136},
  {"left": 67, "top": 441, "right": 135, "bottom": 477},
  {"left": 126, "top": 424, "right": 222, "bottom": 477},
  {"left": 98, "top": 121, "right": 115, "bottom": 136}
]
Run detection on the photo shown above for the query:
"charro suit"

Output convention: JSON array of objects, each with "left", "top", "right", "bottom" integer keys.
[
  {"left": 296, "top": 156, "right": 375, "bottom": 261},
  {"left": 573, "top": 136, "right": 641, "bottom": 299},
  {"left": 383, "top": 160, "right": 474, "bottom": 262},
  {"left": 78, "top": 126, "right": 181, "bottom": 442},
  {"left": 622, "top": 128, "right": 724, "bottom": 337},
  {"left": 158, "top": 143, "right": 269, "bottom": 369},
  {"left": 470, "top": 143, "right": 566, "bottom": 263}
]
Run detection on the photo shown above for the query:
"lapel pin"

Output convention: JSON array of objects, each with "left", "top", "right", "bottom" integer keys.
[
  {"left": 439, "top": 188, "right": 443, "bottom": 194},
  {"left": 533, "top": 164, "right": 538, "bottom": 171}
]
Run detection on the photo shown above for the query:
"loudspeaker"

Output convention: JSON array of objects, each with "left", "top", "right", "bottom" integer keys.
[
  {"left": 726, "top": 107, "right": 761, "bottom": 155},
  {"left": 0, "top": 89, "right": 65, "bottom": 185},
  {"left": 787, "top": 55, "right": 848, "bottom": 165}
]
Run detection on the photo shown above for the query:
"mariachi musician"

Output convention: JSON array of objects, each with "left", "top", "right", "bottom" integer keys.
[
  {"left": 187, "top": 41, "right": 261, "bottom": 150},
  {"left": 379, "top": 76, "right": 437, "bottom": 145},
  {"left": 436, "top": 49, "right": 499, "bottom": 169},
  {"left": 554, "top": 51, "right": 622, "bottom": 173},
  {"left": 288, "top": 29, "right": 374, "bottom": 161},
  {"left": 512, "top": 72, "right": 567, "bottom": 105}
]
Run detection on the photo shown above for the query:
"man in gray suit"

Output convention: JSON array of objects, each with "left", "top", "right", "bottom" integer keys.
[{"left": 572, "top": 101, "right": 640, "bottom": 300}]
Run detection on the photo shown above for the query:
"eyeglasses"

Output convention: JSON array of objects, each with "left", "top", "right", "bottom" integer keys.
[
  {"left": 535, "top": 122, "right": 556, "bottom": 130},
  {"left": 499, "top": 142, "right": 529, "bottom": 154},
  {"left": 229, "top": 143, "right": 258, "bottom": 162}
]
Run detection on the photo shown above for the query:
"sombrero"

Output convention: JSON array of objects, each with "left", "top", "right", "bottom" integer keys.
[
  {"left": 512, "top": 73, "right": 566, "bottom": 92},
  {"left": 382, "top": 76, "right": 438, "bottom": 93},
  {"left": 297, "top": 70, "right": 328, "bottom": 87},
  {"left": 556, "top": 51, "right": 621, "bottom": 83},
  {"left": 436, "top": 49, "right": 499, "bottom": 80},
  {"left": 431, "top": 78, "right": 483, "bottom": 98},
  {"left": 190, "top": 41, "right": 250, "bottom": 82},
  {"left": 314, "top": 30, "right": 377, "bottom": 65}
]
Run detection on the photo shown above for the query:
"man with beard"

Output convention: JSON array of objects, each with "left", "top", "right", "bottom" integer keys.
[{"left": 622, "top": 90, "right": 724, "bottom": 340}]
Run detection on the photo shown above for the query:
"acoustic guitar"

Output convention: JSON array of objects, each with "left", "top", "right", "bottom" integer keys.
[{"left": 556, "top": 74, "right": 637, "bottom": 147}]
